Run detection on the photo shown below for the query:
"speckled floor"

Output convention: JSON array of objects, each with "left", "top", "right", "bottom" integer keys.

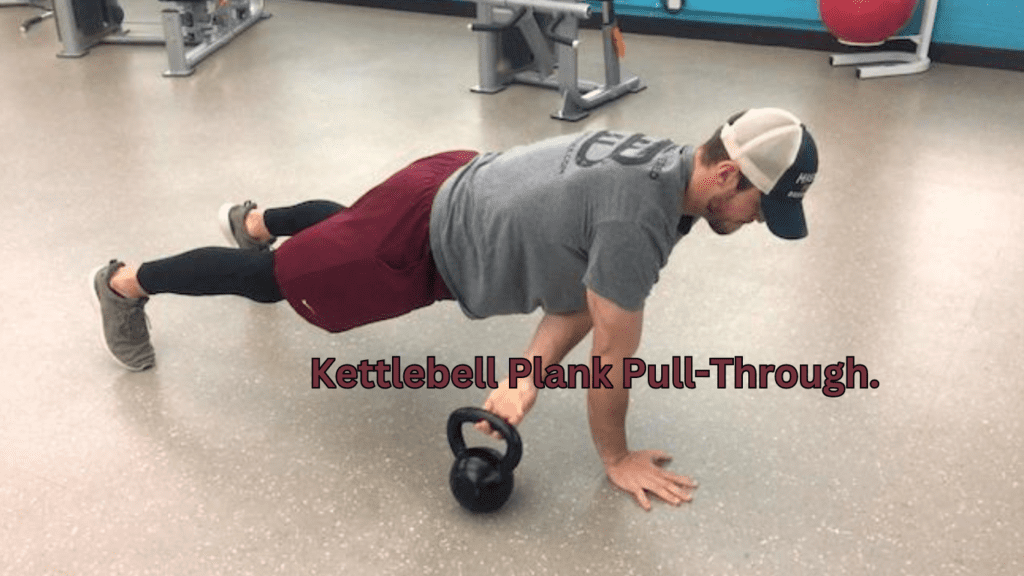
[{"left": 2, "top": 1, "right": 1023, "bottom": 574}]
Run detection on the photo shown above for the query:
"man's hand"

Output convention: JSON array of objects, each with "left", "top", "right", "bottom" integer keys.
[
  {"left": 604, "top": 450, "right": 698, "bottom": 511},
  {"left": 582, "top": 289, "right": 694, "bottom": 511},
  {"left": 475, "top": 377, "right": 538, "bottom": 439},
  {"left": 474, "top": 310, "right": 592, "bottom": 439}
]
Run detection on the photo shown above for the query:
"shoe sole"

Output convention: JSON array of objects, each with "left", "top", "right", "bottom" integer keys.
[
  {"left": 217, "top": 202, "right": 239, "bottom": 248},
  {"left": 87, "top": 264, "right": 153, "bottom": 372}
]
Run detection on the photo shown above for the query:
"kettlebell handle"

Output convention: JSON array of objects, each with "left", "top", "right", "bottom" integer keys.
[{"left": 447, "top": 407, "right": 522, "bottom": 472}]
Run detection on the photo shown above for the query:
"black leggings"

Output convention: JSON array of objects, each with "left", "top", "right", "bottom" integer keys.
[{"left": 136, "top": 200, "right": 344, "bottom": 303}]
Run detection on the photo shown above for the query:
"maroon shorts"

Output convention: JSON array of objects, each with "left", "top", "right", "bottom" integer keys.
[{"left": 274, "top": 150, "right": 478, "bottom": 333}]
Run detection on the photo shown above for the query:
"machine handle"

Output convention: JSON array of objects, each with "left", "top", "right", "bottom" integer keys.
[
  {"left": 542, "top": 14, "right": 578, "bottom": 47},
  {"left": 470, "top": 5, "right": 527, "bottom": 32},
  {"left": 474, "top": 0, "right": 591, "bottom": 19}
]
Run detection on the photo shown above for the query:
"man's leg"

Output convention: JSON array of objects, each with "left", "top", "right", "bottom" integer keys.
[
  {"left": 274, "top": 150, "right": 477, "bottom": 333},
  {"left": 220, "top": 200, "right": 345, "bottom": 250},
  {"left": 91, "top": 248, "right": 281, "bottom": 371}
]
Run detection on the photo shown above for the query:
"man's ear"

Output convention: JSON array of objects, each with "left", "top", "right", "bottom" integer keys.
[{"left": 716, "top": 161, "right": 743, "bottom": 190}]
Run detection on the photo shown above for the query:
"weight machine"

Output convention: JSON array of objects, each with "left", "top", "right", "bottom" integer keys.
[
  {"left": 468, "top": 0, "right": 645, "bottom": 121},
  {"left": 51, "top": 0, "right": 269, "bottom": 77}
]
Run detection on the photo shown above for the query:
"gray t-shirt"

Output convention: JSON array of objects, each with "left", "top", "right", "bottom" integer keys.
[{"left": 429, "top": 131, "right": 695, "bottom": 319}]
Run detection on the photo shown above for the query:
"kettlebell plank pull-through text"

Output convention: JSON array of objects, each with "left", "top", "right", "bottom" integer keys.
[{"left": 311, "top": 355, "right": 880, "bottom": 398}]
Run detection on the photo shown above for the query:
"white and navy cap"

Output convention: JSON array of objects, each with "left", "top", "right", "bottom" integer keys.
[{"left": 721, "top": 108, "right": 818, "bottom": 240}]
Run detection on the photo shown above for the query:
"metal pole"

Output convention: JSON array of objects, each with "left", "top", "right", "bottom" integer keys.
[{"left": 474, "top": 0, "right": 590, "bottom": 19}]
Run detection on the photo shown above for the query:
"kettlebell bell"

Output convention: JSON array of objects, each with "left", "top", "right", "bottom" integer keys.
[{"left": 447, "top": 407, "right": 523, "bottom": 513}]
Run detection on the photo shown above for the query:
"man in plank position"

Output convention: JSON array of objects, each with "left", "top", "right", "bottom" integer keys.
[{"left": 92, "top": 108, "right": 819, "bottom": 510}]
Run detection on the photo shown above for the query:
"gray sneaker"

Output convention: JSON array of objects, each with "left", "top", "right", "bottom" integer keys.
[
  {"left": 218, "top": 201, "right": 276, "bottom": 250},
  {"left": 89, "top": 260, "right": 155, "bottom": 371}
]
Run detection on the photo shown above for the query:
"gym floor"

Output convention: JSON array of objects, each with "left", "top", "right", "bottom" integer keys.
[{"left": 3, "top": 1, "right": 1023, "bottom": 574}]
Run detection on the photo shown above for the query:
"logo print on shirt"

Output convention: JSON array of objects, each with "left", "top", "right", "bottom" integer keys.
[{"left": 575, "top": 131, "right": 674, "bottom": 168}]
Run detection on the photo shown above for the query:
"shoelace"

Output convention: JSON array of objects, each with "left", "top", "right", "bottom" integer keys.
[{"left": 119, "top": 302, "right": 151, "bottom": 341}]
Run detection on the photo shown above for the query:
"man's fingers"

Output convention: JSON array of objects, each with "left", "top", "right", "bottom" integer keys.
[
  {"left": 656, "top": 469, "right": 698, "bottom": 504},
  {"left": 473, "top": 419, "right": 507, "bottom": 440},
  {"left": 651, "top": 485, "right": 683, "bottom": 506},
  {"left": 640, "top": 465, "right": 699, "bottom": 507},
  {"left": 646, "top": 451, "right": 698, "bottom": 490},
  {"left": 677, "top": 475, "right": 699, "bottom": 490},
  {"left": 658, "top": 478, "right": 695, "bottom": 504},
  {"left": 473, "top": 420, "right": 493, "bottom": 436},
  {"left": 650, "top": 451, "right": 673, "bottom": 466},
  {"left": 662, "top": 470, "right": 699, "bottom": 490},
  {"left": 634, "top": 489, "right": 652, "bottom": 512},
  {"left": 633, "top": 480, "right": 694, "bottom": 508},
  {"left": 478, "top": 395, "right": 511, "bottom": 439}
]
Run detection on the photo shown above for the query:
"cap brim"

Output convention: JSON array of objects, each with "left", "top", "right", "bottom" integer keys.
[{"left": 762, "top": 193, "right": 807, "bottom": 240}]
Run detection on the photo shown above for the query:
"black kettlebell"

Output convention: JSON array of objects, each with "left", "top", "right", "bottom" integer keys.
[{"left": 447, "top": 407, "right": 523, "bottom": 513}]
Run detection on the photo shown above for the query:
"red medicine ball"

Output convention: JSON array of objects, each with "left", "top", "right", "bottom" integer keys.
[{"left": 820, "top": 0, "right": 918, "bottom": 46}]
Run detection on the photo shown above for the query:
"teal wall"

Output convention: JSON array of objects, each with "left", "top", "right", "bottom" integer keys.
[
  {"left": 455, "top": 0, "right": 1024, "bottom": 52},
  {"left": 609, "top": 0, "right": 1024, "bottom": 52}
]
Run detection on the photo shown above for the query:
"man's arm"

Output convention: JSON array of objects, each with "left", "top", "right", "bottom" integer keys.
[
  {"left": 585, "top": 289, "right": 698, "bottom": 511},
  {"left": 476, "top": 309, "right": 593, "bottom": 436}
]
